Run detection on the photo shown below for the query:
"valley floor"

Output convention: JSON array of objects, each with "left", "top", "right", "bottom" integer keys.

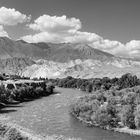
[{"left": 0, "top": 87, "right": 140, "bottom": 140}]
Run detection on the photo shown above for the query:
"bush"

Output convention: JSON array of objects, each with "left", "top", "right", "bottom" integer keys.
[
  {"left": 46, "top": 83, "right": 55, "bottom": 94},
  {"left": 135, "top": 105, "right": 140, "bottom": 129},
  {"left": 71, "top": 97, "right": 100, "bottom": 121},
  {"left": 35, "top": 87, "right": 44, "bottom": 96},
  {"left": 8, "top": 82, "right": 54, "bottom": 102},
  {"left": 0, "top": 85, "right": 11, "bottom": 103},
  {"left": 94, "top": 104, "right": 111, "bottom": 127},
  {"left": 5, "top": 127, "right": 27, "bottom": 140},
  {"left": 94, "top": 103, "right": 119, "bottom": 128},
  {"left": 86, "top": 84, "right": 93, "bottom": 93},
  {"left": 120, "top": 105, "right": 136, "bottom": 129}
]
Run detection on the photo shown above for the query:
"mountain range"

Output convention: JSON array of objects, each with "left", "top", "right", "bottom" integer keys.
[
  {"left": 0, "top": 37, "right": 140, "bottom": 79},
  {"left": 0, "top": 37, "right": 114, "bottom": 61}
]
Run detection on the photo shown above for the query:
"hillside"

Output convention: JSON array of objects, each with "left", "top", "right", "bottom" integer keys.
[
  {"left": 0, "top": 37, "right": 114, "bottom": 62},
  {"left": 0, "top": 37, "right": 140, "bottom": 78},
  {"left": 32, "top": 42, "right": 114, "bottom": 62},
  {"left": 22, "top": 59, "right": 140, "bottom": 79},
  {"left": 0, "top": 57, "right": 35, "bottom": 75}
]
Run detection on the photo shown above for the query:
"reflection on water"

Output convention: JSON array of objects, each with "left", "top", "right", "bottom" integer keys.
[{"left": 3, "top": 87, "right": 140, "bottom": 140}]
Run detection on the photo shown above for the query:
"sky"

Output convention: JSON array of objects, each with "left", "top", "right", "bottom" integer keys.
[{"left": 0, "top": 0, "right": 140, "bottom": 58}]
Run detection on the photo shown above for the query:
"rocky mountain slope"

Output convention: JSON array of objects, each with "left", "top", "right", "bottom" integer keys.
[
  {"left": 0, "top": 37, "right": 140, "bottom": 78},
  {"left": 22, "top": 59, "right": 140, "bottom": 79},
  {"left": 0, "top": 37, "right": 114, "bottom": 62},
  {"left": 0, "top": 57, "right": 35, "bottom": 75}
]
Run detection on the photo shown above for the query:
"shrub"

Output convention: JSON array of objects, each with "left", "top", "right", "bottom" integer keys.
[
  {"left": 94, "top": 104, "right": 111, "bottom": 127},
  {"left": 121, "top": 92, "right": 136, "bottom": 105},
  {"left": 135, "top": 105, "right": 140, "bottom": 129},
  {"left": 95, "top": 103, "right": 119, "bottom": 128},
  {"left": 5, "top": 127, "right": 28, "bottom": 140},
  {"left": 120, "top": 105, "right": 136, "bottom": 129},
  {"left": 6, "top": 84, "right": 15, "bottom": 90},
  {"left": 0, "top": 85, "right": 11, "bottom": 103},
  {"left": 71, "top": 97, "right": 100, "bottom": 121},
  {"left": 85, "top": 84, "right": 93, "bottom": 93},
  {"left": 46, "top": 83, "right": 55, "bottom": 94},
  {"left": 35, "top": 87, "right": 44, "bottom": 96}
]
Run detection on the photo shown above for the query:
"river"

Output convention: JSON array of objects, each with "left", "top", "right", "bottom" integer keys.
[{"left": 2, "top": 87, "right": 140, "bottom": 140}]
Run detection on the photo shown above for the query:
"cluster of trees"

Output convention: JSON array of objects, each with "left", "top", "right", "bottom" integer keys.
[
  {"left": 48, "top": 73, "right": 140, "bottom": 130},
  {"left": 0, "top": 81, "right": 55, "bottom": 109},
  {"left": 50, "top": 73, "right": 140, "bottom": 92},
  {"left": 0, "top": 73, "right": 30, "bottom": 81},
  {"left": 70, "top": 84, "right": 140, "bottom": 130}
]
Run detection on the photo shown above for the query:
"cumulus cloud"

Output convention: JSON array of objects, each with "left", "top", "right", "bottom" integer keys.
[
  {"left": 22, "top": 32, "right": 63, "bottom": 43},
  {"left": 0, "top": 7, "right": 31, "bottom": 26},
  {"left": 28, "top": 15, "right": 81, "bottom": 33},
  {"left": 125, "top": 40, "right": 140, "bottom": 57},
  {"left": 22, "top": 31, "right": 102, "bottom": 44},
  {"left": 92, "top": 39, "right": 124, "bottom": 54},
  {"left": 0, "top": 25, "right": 8, "bottom": 37},
  {"left": 93, "top": 40, "right": 140, "bottom": 58},
  {"left": 22, "top": 14, "right": 102, "bottom": 44},
  {"left": 64, "top": 31, "right": 102, "bottom": 43}
]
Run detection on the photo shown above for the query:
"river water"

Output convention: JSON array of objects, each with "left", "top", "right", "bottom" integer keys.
[{"left": 3, "top": 87, "right": 140, "bottom": 140}]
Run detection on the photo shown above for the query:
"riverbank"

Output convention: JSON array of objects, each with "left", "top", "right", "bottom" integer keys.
[
  {"left": 0, "top": 119, "right": 80, "bottom": 140},
  {"left": 71, "top": 112, "right": 140, "bottom": 136},
  {"left": 0, "top": 119, "right": 43, "bottom": 140}
]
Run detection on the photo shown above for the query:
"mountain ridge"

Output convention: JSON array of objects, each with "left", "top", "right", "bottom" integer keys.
[
  {"left": 0, "top": 37, "right": 114, "bottom": 62},
  {"left": 0, "top": 37, "right": 140, "bottom": 78}
]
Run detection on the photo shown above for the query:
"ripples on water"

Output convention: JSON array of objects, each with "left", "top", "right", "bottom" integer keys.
[{"left": 3, "top": 87, "right": 140, "bottom": 140}]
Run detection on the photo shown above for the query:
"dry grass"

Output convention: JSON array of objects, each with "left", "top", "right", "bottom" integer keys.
[{"left": 0, "top": 121, "right": 80, "bottom": 140}]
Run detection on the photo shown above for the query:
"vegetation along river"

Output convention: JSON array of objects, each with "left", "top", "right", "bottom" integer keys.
[{"left": 2, "top": 87, "right": 140, "bottom": 140}]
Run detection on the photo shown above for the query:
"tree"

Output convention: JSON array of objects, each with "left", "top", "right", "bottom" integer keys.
[
  {"left": 118, "top": 73, "right": 138, "bottom": 89},
  {"left": 0, "top": 75, "right": 4, "bottom": 80},
  {"left": 86, "top": 84, "right": 93, "bottom": 93}
]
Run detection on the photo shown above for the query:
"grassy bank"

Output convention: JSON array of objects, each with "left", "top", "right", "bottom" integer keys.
[
  {"left": 0, "top": 120, "right": 81, "bottom": 140},
  {"left": 71, "top": 111, "right": 140, "bottom": 136},
  {"left": 0, "top": 121, "right": 43, "bottom": 140}
]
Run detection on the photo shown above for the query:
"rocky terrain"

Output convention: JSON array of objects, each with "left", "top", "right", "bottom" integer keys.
[
  {"left": 0, "top": 57, "right": 35, "bottom": 75},
  {"left": 0, "top": 37, "right": 113, "bottom": 61},
  {"left": 0, "top": 37, "right": 140, "bottom": 78},
  {"left": 22, "top": 59, "right": 140, "bottom": 79}
]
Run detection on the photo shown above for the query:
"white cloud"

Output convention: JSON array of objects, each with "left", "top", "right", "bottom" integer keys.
[
  {"left": 21, "top": 14, "right": 140, "bottom": 58},
  {"left": 125, "top": 40, "right": 140, "bottom": 57},
  {"left": 126, "top": 40, "right": 140, "bottom": 50},
  {"left": 94, "top": 40, "right": 140, "bottom": 58},
  {"left": 92, "top": 39, "right": 124, "bottom": 54},
  {"left": 22, "top": 15, "right": 101, "bottom": 44},
  {"left": 0, "top": 25, "right": 8, "bottom": 37},
  {"left": 64, "top": 31, "right": 102, "bottom": 43},
  {"left": 28, "top": 15, "right": 81, "bottom": 33},
  {"left": 22, "top": 31, "right": 102, "bottom": 44},
  {"left": 0, "top": 7, "right": 31, "bottom": 26},
  {"left": 22, "top": 32, "right": 63, "bottom": 43}
]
